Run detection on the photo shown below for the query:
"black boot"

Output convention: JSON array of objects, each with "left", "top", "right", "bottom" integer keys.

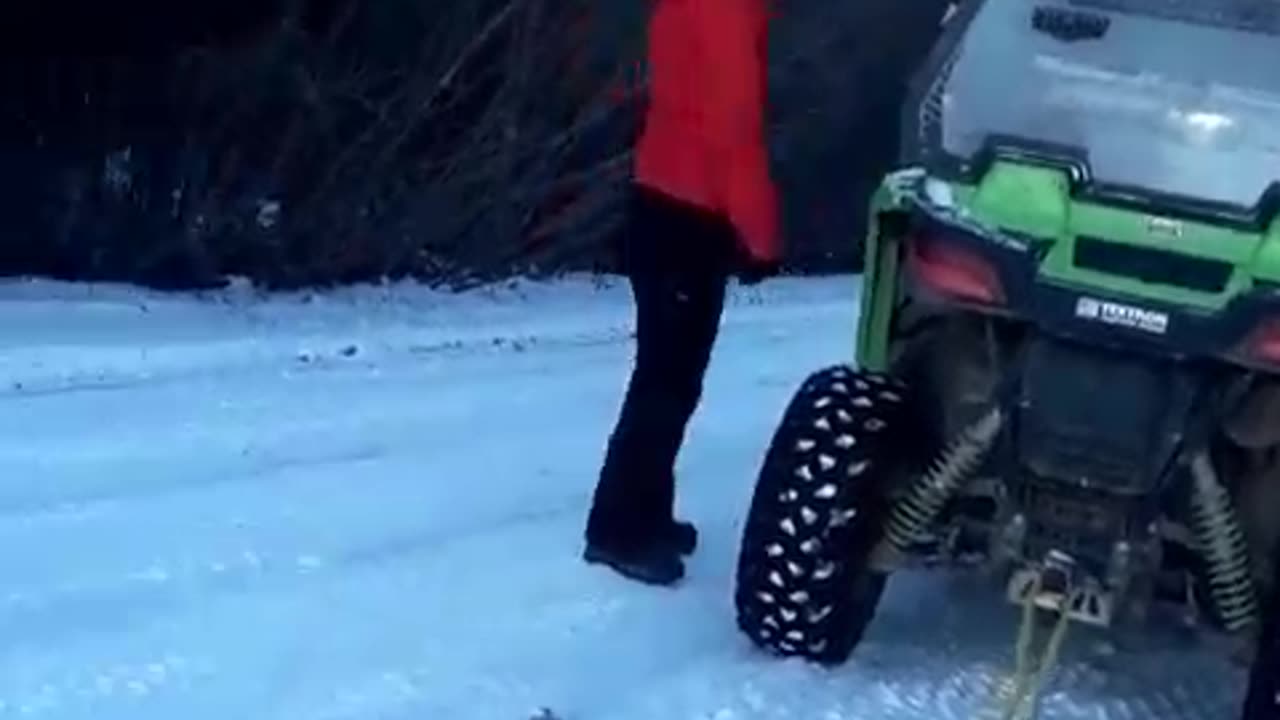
[
  {"left": 583, "top": 541, "right": 686, "bottom": 586},
  {"left": 663, "top": 519, "right": 698, "bottom": 556}
]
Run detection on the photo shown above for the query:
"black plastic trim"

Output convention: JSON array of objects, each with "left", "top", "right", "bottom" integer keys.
[{"left": 1073, "top": 236, "right": 1233, "bottom": 294}]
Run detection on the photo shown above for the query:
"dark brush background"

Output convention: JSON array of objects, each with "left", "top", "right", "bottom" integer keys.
[{"left": 0, "top": 0, "right": 949, "bottom": 291}]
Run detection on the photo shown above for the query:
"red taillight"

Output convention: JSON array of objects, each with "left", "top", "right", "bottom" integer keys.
[
  {"left": 1242, "top": 318, "right": 1280, "bottom": 366},
  {"left": 906, "top": 234, "right": 1005, "bottom": 305}
]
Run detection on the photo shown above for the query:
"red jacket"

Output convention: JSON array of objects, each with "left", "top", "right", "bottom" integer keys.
[{"left": 633, "top": 0, "right": 781, "bottom": 264}]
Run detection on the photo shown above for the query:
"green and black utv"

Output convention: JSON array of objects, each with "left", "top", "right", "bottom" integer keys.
[{"left": 733, "top": 0, "right": 1280, "bottom": 716}]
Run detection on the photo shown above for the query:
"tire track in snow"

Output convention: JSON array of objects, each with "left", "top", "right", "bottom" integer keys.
[
  {"left": 0, "top": 334, "right": 637, "bottom": 519},
  {"left": 0, "top": 330, "right": 649, "bottom": 653}
]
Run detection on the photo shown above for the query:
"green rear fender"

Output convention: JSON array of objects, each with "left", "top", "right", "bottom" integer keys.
[
  {"left": 855, "top": 164, "right": 1074, "bottom": 371},
  {"left": 1256, "top": 219, "right": 1280, "bottom": 283},
  {"left": 856, "top": 181, "right": 908, "bottom": 372},
  {"left": 854, "top": 161, "right": 1280, "bottom": 372},
  {"left": 971, "top": 163, "right": 1266, "bottom": 311}
]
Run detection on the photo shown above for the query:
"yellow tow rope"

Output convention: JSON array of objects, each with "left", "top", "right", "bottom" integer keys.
[{"left": 987, "top": 574, "right": 1079, "bottom": 720}]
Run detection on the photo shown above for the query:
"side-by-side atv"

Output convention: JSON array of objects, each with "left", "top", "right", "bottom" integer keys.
[{"left": 733, "top": 0, "right": 1280, "bottom": 716}]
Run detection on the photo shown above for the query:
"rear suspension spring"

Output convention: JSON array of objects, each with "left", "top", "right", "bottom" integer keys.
[
  {"left": 877, "top": 407, "right": 1004, "bottom": 561},
  {"left": 1188, "top": 451, "right": 1258, "bottom": 634}
]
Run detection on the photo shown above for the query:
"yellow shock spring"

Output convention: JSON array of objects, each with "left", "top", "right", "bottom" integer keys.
[
  {"left": 1187, "top": 452, "right": 1258, "bottom": 634},
  {"left": 881, "top": 407, "right": 1004, "bottom": 556}
]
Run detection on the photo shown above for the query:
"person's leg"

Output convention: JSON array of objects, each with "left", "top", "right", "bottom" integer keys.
[
  {"left": 642, "top": 206, "right": 731, "bottom": 538},
  {"left": 584, "top": 186, "right": 733, "bottom": 585},
  {"left": 585, "top": 187, "right": 670, "bottom": 553},
  {"left": 585, "top": 202, "right": 665, "bottom": 554}
]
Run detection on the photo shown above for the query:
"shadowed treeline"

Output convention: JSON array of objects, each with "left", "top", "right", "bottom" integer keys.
[{"left": 0, "top": 0, "right": 949, "bottom": 290}]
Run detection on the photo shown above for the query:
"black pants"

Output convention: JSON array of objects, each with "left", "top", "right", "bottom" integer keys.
[{"left": 585, "top": 185, "right": 736, "bottom": 550}]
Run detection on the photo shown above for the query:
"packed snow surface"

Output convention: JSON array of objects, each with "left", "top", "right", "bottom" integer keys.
[{"left": 0, "top": 274, "right": 1246, "bottom": 719}]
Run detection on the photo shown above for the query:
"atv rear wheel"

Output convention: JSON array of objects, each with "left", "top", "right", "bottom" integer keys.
[{"left": 734, "top": 365, "right": 911, "bottom": 665}]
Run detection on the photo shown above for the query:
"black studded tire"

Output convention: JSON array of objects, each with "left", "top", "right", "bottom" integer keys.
[{"left": 734, "top": 364, "right": 912, "bottom": 665}]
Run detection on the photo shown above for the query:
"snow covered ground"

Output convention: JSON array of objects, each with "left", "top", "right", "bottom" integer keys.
[{"left": 0, "top": 274, "right": 1247, "bottom": 720}]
